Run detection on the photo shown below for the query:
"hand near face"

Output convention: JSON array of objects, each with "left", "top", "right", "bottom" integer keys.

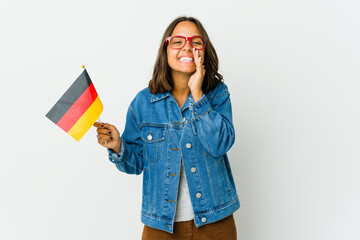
[{"left": 188, "top": 48, "right": 205, "bottom": 102}]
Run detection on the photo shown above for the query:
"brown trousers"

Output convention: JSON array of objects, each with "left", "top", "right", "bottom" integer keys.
[{"left": 141, "top": 214, "right": 237, "bottom": 240}]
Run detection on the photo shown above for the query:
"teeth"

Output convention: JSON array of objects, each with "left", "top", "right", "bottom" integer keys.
[{"left": 179, "top": 57, "right": 194, "bottom": 62}]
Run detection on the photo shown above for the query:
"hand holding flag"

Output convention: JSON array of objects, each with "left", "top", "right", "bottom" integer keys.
[{"left": 93, "top": 122, "right": 122, "bottom": 153}]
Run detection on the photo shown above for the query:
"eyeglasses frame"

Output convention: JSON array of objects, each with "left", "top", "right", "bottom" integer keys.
[{"left": 165, "top": 35, "right": 206, "bottom": 50}]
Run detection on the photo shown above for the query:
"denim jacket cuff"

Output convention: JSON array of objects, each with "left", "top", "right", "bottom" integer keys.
[
  {"left": 192, "top": 94, "right": 212, "bottom": 119},
  {"left": 108, "top": 138, "right": 127, "bottom": 164}
]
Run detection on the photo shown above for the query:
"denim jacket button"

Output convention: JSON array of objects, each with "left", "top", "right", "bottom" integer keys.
[
  {"left": 147, "top": 134, "right": 152, "bottom": 141},
  {"left": 186, "top": 143, "right": 192, "bottom": 149},
  {"left": 201, "top": 217, "right": 207, "bottom": 222},
  {"left": 182, "top": 117, "right": 186, "bottom": 122},
  {"left": 191, "top": 167, "right": 197, "bottom": 173},
  {"left": 196, "top": 193, "right": 202, "bottom": 198}
]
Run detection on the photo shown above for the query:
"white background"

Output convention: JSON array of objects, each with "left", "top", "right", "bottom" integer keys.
[{"left": 1, "top": 0, "right": 359, "bottom": 239}]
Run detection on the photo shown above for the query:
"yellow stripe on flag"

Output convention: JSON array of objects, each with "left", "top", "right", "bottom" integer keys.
[{"left": 68, "top": 96, "right": 103, "bottom": 141}]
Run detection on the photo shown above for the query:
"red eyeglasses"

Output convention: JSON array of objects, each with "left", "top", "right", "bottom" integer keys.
[{"left": 165, "top": 36, "right": 206, "bottom": 50}]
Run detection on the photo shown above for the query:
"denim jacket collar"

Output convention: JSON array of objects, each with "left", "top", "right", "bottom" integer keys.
[
  {"left": 151, "top": 91, "right": 195, "bottom": 112},
  {"left": 150, "top": 91, "right": 171, "bottom": 102}
]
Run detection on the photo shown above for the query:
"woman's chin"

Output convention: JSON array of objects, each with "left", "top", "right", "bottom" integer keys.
[{"left": 180, "top": 66, "right": 196, "bottom": 74}]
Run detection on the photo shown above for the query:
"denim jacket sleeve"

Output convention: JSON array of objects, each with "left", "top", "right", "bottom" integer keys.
[
  {"left": 191, "top": 83, "right": 235, "bottom": 157},
  {"left": 108, "top": 106, "right": 143, "bottom": 175}
]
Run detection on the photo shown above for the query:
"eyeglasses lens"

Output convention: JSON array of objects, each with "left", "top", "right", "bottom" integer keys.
[{"left": 170, "top": 37, "right": 205, "bottom": 50}]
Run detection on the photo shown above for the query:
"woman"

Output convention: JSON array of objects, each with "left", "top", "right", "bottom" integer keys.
[{"left": 94, "top": 16, "right": 240, "bottom": 239}]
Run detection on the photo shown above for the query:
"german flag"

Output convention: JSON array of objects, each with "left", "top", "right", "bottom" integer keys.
[{"left": 46, "top": 69, "right": 103, "bottom": 141}]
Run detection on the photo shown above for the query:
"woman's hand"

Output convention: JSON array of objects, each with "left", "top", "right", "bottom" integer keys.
[
  {"left": 188, "top": 48, "right": 205, "bottom": 102},
  {"left": 93, "top": 122, "right": 121, "bottom": 154}
]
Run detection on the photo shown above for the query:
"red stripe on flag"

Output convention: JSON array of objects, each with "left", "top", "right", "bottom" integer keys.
[{"left": 56, "top": 83, "right": 98, "bottom": 132}]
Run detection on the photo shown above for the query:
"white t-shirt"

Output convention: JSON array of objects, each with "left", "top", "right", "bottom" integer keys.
[{"left": 174, "top": 158, "right": 195, "bottom": 222}]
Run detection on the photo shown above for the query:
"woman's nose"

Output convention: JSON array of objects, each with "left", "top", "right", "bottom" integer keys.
[{"left": 182, "top": 40, "right": 193, "bottom": 51}]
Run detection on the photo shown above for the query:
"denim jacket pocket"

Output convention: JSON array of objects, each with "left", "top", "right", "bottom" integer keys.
[{"left": 141, "top": 125, "right": 167, "bottom": 163}]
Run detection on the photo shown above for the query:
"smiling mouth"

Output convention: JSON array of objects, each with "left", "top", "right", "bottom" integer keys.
[{"left": 179, "top": 57, "right": 194, "bottom": 63}]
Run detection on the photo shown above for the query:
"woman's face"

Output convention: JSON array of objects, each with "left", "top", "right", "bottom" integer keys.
[{"left": 166, "top": 21, "right": 205, "bottom": 76}]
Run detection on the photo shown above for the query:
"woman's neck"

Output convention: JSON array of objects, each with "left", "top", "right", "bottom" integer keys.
[{"left": 171, "top": 71, "right": 192, "bottom": 107}]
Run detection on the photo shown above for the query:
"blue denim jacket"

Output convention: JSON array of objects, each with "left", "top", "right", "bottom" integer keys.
[{"left": 108, "top": 82, "right": 240, "bottom": 233}]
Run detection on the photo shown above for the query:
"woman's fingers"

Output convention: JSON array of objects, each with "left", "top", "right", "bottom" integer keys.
[
  {"left": 192, "top": 48, "right": 197, "bottom": 65},
  {"left": 93, "top": 123, "right": 103, "bottom": 133},
  {"left": 193, "top": 48, "right": 199, "bottom": 66},
  {"left": 97, "top": 133, "right": 112, "bottom": 140},
  {"left": 192, "top": 48, "right": 205, "bottom": 73},
  {"left": 94, "top": 123, "right": 118, "bottom": 135},
  {"left": 93, "top": 122, "right": 121, "bottom": 151},
  {"left": 98, "top": 138, "right": 108, "bottom": 145},
  {"left": 97, "top": 133, "right": 114, "bottom": 147},
  {"left": 97, "top": 128, "right": 112, "bottom": 135},
  {"left": 96, "top": 126, "right": 112, "bottom": 145},
  {"left": 103, "top": 123, "right": 117, "bottom": 130}
]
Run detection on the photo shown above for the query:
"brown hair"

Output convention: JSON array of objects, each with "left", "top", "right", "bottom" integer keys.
[{"left": 148, "top": 16, "right": 223, "bottom": 94}]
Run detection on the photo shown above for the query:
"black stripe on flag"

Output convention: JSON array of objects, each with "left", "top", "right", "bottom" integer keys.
[{"left": 46, "top": 69, "right": 92, "bottom": 124}]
